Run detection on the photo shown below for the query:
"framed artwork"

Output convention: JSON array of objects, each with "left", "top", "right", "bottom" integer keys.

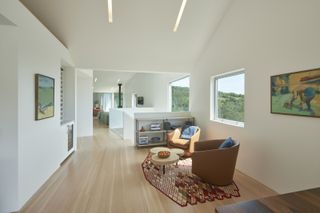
[
  {"left": 271, "top": 68, "right": 320, "bottom": 118},
  {"left": 35, "top": 74, "right": 55, "bottom": 120}
]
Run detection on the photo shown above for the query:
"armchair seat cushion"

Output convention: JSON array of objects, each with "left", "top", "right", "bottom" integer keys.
[
  {"left": 167, "top": 126, "right": 201, "bottom": 154},
  {"left": 169, "top": 139, "right": 190, "bottom": 149}
]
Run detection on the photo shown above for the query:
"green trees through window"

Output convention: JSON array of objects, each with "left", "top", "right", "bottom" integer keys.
[
  {"left": 171, "top": 86, "right": 189, "bottom": 112},
  {"left": 212, "top": 70, "right": 245, "bottom": 126},
  {"left": 170, "top": 76, "right": 190, "bottom": 112},
  {"left": 217, "top": 91, "right": 244, "bottom": 122}
]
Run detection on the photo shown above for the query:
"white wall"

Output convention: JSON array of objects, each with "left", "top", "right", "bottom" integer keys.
[
  {"left": 17, "top": 18, "right": 73, "bottom": 212},
  {"left": 0, "top": 1, "right": 75, "bottom": 211},
  {"left": 77, "top": 70, "right": 93, "bottom": 137},
  {"left": 191, "top": 0, "right": 320, "bottom": 194},
  {"left": 0, "top": 26, "right": 19, "bottom": 213},
  {"left": 124, "top": 73, "right": 187, "bottom": 111}
]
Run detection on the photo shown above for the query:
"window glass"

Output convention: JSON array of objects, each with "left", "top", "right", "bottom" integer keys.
[
  {"left": 212, "top": 70, "right": 245, "bottom": 127},
  {"left": 170, "top": 76, "right": 190, "bottom": 112},
  {"left": 93, "top": 93, "right": 113, "bottom": 111}
]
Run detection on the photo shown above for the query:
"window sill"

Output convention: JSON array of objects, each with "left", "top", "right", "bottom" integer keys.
[{"left": 211, "top": 118, "right": 244, "bottom": 128}]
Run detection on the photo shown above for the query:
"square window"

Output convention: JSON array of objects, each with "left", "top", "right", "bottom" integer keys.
[{"left": 211, "top": 69, "right": 245, "bottom": 127}]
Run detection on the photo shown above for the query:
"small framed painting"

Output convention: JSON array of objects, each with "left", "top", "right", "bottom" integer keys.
[
  {"left": 271, "top": 68, "right": 320, "bottom": 118},
  {"left": 35, "top": 74, "right": 55, "bottom": 120}
]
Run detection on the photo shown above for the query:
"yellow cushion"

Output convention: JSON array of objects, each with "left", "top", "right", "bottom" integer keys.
[{"left": 172, "top": 138, "right": 189, "bottom": 145}]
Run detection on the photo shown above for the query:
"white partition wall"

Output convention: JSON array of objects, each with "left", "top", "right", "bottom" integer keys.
[
  {"left": 0, "top": 25, "right": 19, "bottom": 213},
  {"left": 76, "top": 69, "right": 93, "bottom": 137},
  {"left": 118, "top": 109, "right": 192, "bottom": 143},
  {"left": 109, "top": 108, "right": 124, "bottom": 129},
  {"left": 123, "top": 111, "right": 134, "bottom": 142}
]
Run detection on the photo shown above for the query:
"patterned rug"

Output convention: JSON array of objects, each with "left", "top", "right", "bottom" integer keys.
[{"left": 141, "top": 154, "right": 240, "bottom": 207}]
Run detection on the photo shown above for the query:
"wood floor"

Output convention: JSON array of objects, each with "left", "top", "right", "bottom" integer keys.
[{"left": 20, "top": 121, "right": 277, "bottom": 213}]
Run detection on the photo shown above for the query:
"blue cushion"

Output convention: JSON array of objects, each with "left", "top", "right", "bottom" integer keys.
[
  {"left": 181, "top": 126, "right": 197, "bottom": 140},
  {"left": 219, "top": 137, "right": 234, "bottom": 149}
]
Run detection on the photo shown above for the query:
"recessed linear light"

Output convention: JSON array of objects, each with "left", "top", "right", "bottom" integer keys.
[
  {"left": 173, "top": 0, "right": 187, "bottom": 32},
  {"left": 108, "top": 0, "right": 113, "bottom": 23}
]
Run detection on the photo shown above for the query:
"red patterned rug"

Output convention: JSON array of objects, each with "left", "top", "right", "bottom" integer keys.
[{"left": 142, "top": 154, "right": 240, "bottom": 207}]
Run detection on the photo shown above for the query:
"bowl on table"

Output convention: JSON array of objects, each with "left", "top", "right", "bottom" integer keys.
[{"left": 158, "top": 151, "right": 170, "bottom": 159}]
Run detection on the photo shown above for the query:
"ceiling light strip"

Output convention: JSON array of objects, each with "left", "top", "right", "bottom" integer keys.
[
  {"left": 173, "top": 0, "right": 187, "bottom": 32},
  {"left": 108, "top": 0, "right": 113, "bottom": 23}
]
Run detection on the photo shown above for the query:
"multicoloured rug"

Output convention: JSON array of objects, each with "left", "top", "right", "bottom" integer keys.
[{"left": 141, "top": 154, "right": 240, "bottom": 207}]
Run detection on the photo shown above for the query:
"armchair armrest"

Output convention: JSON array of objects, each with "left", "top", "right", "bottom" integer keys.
[
  {"left": 189, "top": 129, "right": 201, "bottom": 153},
  {"left": 167, "top": 128, "right": 181, "bottom": 142}
]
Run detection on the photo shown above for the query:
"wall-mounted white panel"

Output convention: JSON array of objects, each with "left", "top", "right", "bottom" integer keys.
[{"left": 76, "top": 70, "right": 93, "bottom": 137}]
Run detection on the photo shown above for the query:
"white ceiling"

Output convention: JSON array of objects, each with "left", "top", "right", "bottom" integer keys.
[
  {"left": 20, "top": 0, "right": 233, "bottom": 73},
  {"left": 93, "top": 71, "right": 136, "bottom": 92}
]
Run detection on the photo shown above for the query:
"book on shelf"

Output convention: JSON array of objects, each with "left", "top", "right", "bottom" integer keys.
[
  {"left": 138, "top": 136, "right": 148, "bottom": 145},
  {"left": 150, "top": 123, "right": 161, "bottom": 131}
]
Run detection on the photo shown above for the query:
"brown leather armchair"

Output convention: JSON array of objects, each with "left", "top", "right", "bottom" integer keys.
[
  {"left": 167, "top": 127, "right": 201, "bottom": 157},
  {"left": 191, "top": 139, "right": 239, "bottom": 186}
]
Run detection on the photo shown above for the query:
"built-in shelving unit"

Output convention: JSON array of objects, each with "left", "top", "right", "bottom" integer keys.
[
  {"left": 60, "top": 68, "right": 64, "bottom": 124},
  {"left": 60, "top": 66, "right": 77, "bottom": 158},
  {"left": 60, "top": 66, "right": 76, "bottom": 126},
  {"left": 138, "top": 130, "right": 167, "bottom": 134},
  {"left": 135, "top": 116, "right": 194, "bottom": 147}
]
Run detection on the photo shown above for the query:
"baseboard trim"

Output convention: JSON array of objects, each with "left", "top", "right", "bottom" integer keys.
[
  {"left": 60, "top": 150, "right": 75, "bottom": 166},
  {"left": 18, "top": 151, "right": 76, "bottom": 212}
]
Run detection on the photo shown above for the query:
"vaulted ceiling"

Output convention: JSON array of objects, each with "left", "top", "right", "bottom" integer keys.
[
  {"left": 20, "top": 0, "right": 233, "bottom": 73},
  {"left": 93, "top": 71, "right": 136, "bottom": 92},
  {"left": 0, "top": 13, "right": 16, "bottom": 25}
]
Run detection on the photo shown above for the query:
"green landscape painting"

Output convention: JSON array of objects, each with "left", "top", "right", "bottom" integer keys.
[
  {"left": 35, "top": 74, "right": 55, "bottom": 120},
  {"left": 271, "top": 68, "right": 320, "bottom": 118}
]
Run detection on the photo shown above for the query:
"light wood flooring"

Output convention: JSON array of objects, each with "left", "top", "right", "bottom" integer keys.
[{"left": 20, "top": 121, "right": 277, "bottom": 213}]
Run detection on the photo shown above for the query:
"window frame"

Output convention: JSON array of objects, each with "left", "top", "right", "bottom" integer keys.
[
  {"left": 210, "top": 69, "right": 245, "bottom": 128},
  {"left": 169, "top": 75, "right": 190, "bottom": 112}
]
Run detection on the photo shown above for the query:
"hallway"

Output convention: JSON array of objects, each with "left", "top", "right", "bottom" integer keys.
[{"left": 20, "top": 121, "right": 276, "bottom": 213}]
